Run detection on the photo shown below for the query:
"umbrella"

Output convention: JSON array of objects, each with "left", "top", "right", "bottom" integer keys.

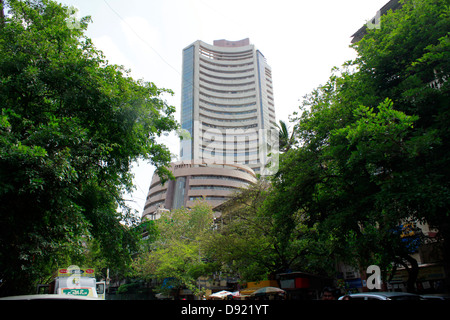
[
  {"left": 250, "top": 286, "right": 286, "bottom": 296},
  {"left": 208, "top": 290, "right": 233, "bottom": 300},
  {"left": 239, "top": 287, "right": 258, "bottom": 296},
  {"left": 155, "top": 293, "right": 170, "bottom": 300}
]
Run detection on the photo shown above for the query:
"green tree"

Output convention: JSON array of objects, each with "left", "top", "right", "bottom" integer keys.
[
  {"left": 346, "top": 0, "right": 449, "bottom": 289},
  {"left": 270, "top": 0, "right": 449, "bottom": 292},
  {"left": 0, "top": 0, "right": 177, "bottom": 295},
  {"left": 352, "top": 0, "right": 450, "bottom": 238},
  {"left": 132, "top": 201, "right": 215, "bottom": 298},
  {"left": 276, "top": 120, "right": 296, "bottom": 152},
  {"left": 205, "top": 181, "right": 333, "bottom": 283}
]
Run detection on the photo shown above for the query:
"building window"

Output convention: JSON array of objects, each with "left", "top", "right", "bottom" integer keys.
[
  {"left": 181, "top": 45, "right": 195, "bottom": 160},
  {"left": 173, "top": 177, "right": 186, "bottom": 209},
  {"left": 190, "top": 185, "right": 242, "bottom": 191},
  {"left": 189, "top": 196, "right": 228, "bottom": 201},
  {"left": 190, "top": 175, "right": 251, "bottom": 184}
]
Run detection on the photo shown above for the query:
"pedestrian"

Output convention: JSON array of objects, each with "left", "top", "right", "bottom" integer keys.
[{"left": 321, "top": 287, "right": 335, "bottom": 300}]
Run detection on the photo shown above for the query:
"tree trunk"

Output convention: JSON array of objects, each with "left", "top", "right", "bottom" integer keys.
[{"left": 398, "top": 255, "right": 419, "bottom": 293}]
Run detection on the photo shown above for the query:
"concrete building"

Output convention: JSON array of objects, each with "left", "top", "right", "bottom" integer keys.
[
  {"left": 180, "top": 38, "right": 278, "bottom": 175},
  {"left": 142, "top": 39, "right": 277, "bottom": 220},
  {"left": 142, "top": 161, "right": 256, "bottom": 220},
  {"left": 351, "top": 0, "right": 402, "bottom": 43}
]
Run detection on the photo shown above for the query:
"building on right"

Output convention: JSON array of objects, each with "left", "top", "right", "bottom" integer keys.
[
  {"left": 343, "top": 0, "right": 447, "bottom": 295},
  {"left": 351, "top": 0, "right": 403, "bottom": 43}
]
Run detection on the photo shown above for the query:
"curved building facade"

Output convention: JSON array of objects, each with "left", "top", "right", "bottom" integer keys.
[
  {"left": 180, "top": 38, "right": 277, "bottom": 175},
  {"left": 142, "top": 39, "right": 277, "bottom": 221},
  {"left": 142, "top": 161, "right": 257, "bottom": 220}
]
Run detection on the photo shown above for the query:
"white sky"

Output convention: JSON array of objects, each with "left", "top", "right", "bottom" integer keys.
[{"left": 57, "top": 0, "right": 390, "bottom": 216}]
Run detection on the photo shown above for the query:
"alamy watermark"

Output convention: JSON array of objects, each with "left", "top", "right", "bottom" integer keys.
[
  {"left": 65, "top": 6, "right": 81, "bottom": 30},
  {"left": 177, "top": 121, "right": 279, "bottom": 176},
  {"left": 366, "top": 265, "right": 382, "bottom": 290},
  {"left": 366, "top": 9, "right": 382, "bottom": 30}
]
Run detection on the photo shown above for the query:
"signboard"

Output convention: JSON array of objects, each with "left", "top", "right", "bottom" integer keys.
[
  {"left": 60, "top": 287, "right": 96, "bottom": 297},
  {"left": 390, "top": 265, "right": 445, "bottom": 283},
  {"left": 345, "top": 278, "right": 363, "bottom": 289},
  {"left": 295, "top": 277, "right": 310, "bottom": 289},
  {"left": 280, "top": 279, "right": 295, "bottom": 289},
  {"left": 58, "top": 267, "right": 95, "bottom": 277},
  {"left": 400, "top": 223, "right": 416, "bottom": 238}
]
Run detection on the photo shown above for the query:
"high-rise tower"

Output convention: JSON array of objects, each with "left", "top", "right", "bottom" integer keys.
[
  {"left": 142, "top": 39, "right": 277, "bottom": 220},
  {"left": 180, "top": 38, "right": 277, "bottom": 174}
]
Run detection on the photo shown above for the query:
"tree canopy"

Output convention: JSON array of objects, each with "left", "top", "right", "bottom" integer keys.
[
  {"left": 0, "top": 0, "right": 177, "bottom": 295},
  {"left": 1, "top": 0, "right": 448, "bottom": 296},
  {"left": 267, "top": 0, "right": 450, "bottom": 290},
  {"left": 205, "top": 181, "right": 334, "bottom": 282},
  {"left": 132, "top": 201, "right": 216, "bottom": 297},
  {"left": 203, "top": 0, "right": 450, "bottom": 292}
]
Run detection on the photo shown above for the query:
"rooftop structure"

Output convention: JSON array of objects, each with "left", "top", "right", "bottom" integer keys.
[{"left": 351, "top": 0, "right": 403, "bottom": 43}]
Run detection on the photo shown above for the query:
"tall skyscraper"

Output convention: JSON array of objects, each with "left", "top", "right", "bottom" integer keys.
[
  {"left": 180, "top": 38, "right": 277, "bottom": 175},
  {"left": 142, "top": 39, "right": 277, "bottom": 220}
]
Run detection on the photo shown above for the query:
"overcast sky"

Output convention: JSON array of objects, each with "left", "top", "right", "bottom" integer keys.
[{"left": 57, "top": 0, "right": 390, "bottom": 216}]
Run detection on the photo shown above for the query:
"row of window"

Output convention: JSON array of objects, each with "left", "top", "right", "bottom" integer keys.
[
  {"left": 200, "top": 63, "right": 254, "bottom": 75},
  {"left": 200, "top": 113, "right": 258, "bottom": 123},
  {"left": 199, "top": 99, "right": 257, "bottom": 109},
  {"left": 200, "top": 70, "right": 255, "bottom": 82},
  {"left": 200, "top": 91, "right": 256, "bottom": 102},
  {"left": 199, "top": 47, "right": 253, "bottom": 61},
  {"left": 202, "top": 122, "right": 258, "bottom": 130},
  {"left": 189, "top": 196, "right": 229, "bottom": 201},
  {"left": 201, "top": 129, "right": 259, "bottom": 140},
  {"left": 173, "top": 163, "right": 253, "bottom": 173},
  {"left": 201, "top": 140, "right": 259, "bottom": 152},
  {"left": 144, "top": 199, "right": 165, "bottom": 211},
  {"left": 190, "top": 175, "right": 253, "bottom": 184},
  {"left": 200, "top": 106, "right": 257, "bottom": 116},
  {"left": 200, "top": 143, "right": 259, "bottom": 152},
  {"left": 190, "top": 185, "right": 242, "bottom": 191},
  {"left": 201, "top": 148, "right": 260, "bottom": 158},
  {"left": 200, "top": 57, "right": 254, "bottom": 69},
  {"left": 148, "top": 171, "right": 254, "bottom": 195},
  {"left": 199, "top": 46, "right": 253, "bottom": 56},
  {"left": 199, "top": 84, "right": 256, "bottom": 96},
  {"left": 199, "top": 77, "right": 255, "bottom": 88},
  {"left": 147, "top": 189, "right": 166, "bottom": 200}
]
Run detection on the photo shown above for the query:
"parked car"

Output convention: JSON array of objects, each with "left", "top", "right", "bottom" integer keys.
[
  {"left": 420, "top": 294, "right": 450, "bottom": 301},
  {"left": 338, "top": 292, "right": 422, "bottom": 300}
]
